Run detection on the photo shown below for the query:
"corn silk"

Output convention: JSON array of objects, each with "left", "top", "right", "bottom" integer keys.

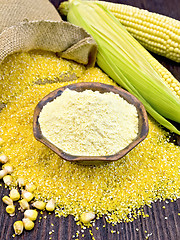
[{"left": 0, "top": 50, "right": 180, "bottom": 224}]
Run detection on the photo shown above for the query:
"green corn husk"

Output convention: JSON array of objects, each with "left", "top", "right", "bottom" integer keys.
[{"left": 62, "top": 0, "right": 180, "bottom": 135}]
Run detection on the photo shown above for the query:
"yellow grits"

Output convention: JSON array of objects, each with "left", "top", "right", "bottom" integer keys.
[{"left": 0, "top": 50, "right": 179, "bottom": 224}]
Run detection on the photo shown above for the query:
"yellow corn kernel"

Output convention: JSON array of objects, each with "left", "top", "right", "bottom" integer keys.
[
  {"left": 24, "top": 209, "right": 38, "bottom": 221},
  {"left": 3, "top": 175, "right": 13, "bottom": 186},
  {"left": 46, "top": 199, "right": 55, "bottom": 212},
  {"left": 22, "top": 218, "right": 34, "bottom": 231},
  {"left": 0, "top": 154, "right": 8, "bottom": 164},
  {"left": 2, "top": 195, "right": 13, "bottom": 205},
  {"left": 21, "top": 190, "right": 34, "bottom": 202},
  {"left": 6, "top": 204, "right": 15, "bottom": 216},
  {"left": 13, "top": 221, "right": 24, "bottom": 235},
  {"left": 17, "top": 178, "right": 25, "bottom": 187},
  {"left": 25, "top": 184, "right": 36, "bottom": 193},
  {"left": 10, "top": 189, "right": 20, "bottom": 201},
  {"left": 0, "top": 169, "right": 7, "bottom": 179},
  {"left": 32, "top": 201, "right": 46, "bottom": 210},
  {"left": 19, "top": 199, "right": 30, "bottom": 211},
  {"left": 3, "top": 164, "right": 13, "bottom": 174},
  {"left": 80, "top": 211, "right": 95, "bottom": 224}
]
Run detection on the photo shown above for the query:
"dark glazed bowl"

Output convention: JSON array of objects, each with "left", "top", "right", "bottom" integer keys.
[{"left": 33, "top": 82, "right": 149, "bottom": 165}]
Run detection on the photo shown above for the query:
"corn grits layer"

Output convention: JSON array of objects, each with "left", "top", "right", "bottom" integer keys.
[{"left": 0, "top": 51, "right": 180, "bottom": 224}]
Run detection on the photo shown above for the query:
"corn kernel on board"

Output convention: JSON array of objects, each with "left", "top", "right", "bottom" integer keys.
[{"left": 0, "top": 1, "right": 180, "bottom": 240}]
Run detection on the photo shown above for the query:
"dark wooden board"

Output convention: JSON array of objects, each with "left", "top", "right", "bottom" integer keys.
[{"left": 0, "top": 0, "right": 180, "bottom": 240}]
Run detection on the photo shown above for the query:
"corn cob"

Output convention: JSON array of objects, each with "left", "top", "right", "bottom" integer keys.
[
  {"left": 60, "top": 0, "right": 180, "bottom": 135},
  {"left": 93, "top": 1, "right": 180, "bottom": 63},
  {"left": 135, "top": 45, "right": 180, "bottom": 98},
  {"left": 59, "top": 1, "right": 180, "bottom": 98}
]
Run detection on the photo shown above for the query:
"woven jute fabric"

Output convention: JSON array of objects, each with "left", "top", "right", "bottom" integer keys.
[
  {"left": 0, "top": 0, "right": 61, "bottom": 33},
  {"left": 0, "top": 0, "right": 97, "bottom": 66}
]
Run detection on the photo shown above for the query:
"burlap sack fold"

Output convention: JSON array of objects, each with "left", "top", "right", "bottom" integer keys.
[{"left": 0, "top": 0, "right": 97, "bottom": 66}]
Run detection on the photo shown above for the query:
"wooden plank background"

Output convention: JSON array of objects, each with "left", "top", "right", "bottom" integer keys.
[{"left": 0, "top": 0, "right": 180, "bottom": 239}]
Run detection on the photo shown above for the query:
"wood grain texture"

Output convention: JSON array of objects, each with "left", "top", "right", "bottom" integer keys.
[{"left": 0, "top": 0, "right": 180, "bottom": 240}]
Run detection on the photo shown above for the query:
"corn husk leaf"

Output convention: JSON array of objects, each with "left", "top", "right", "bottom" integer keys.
[{"left": 65, "top": 0, "right": 180, "bottom": 134}]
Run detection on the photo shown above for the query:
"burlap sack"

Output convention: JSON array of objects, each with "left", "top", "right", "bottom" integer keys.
[{"left": 0, "top": 0, "right": 97, "bottom": 66}]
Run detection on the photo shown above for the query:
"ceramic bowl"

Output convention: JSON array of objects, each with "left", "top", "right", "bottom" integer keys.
[{"left": 33, "top": 82, "right": 149, "bottom": 165}]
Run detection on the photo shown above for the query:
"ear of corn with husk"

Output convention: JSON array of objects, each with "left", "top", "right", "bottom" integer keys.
[
  {"left": 60, "top": 1, "right": 180, "bottom": 63},
  {"left": 59, "top": 0, "right": 180, "bottom": 135},
  {"left": 92, "top": 1, "right": 180, "bottom": 63},
  {"left": 59, "top": 1, "right": 180, "bottom": 98}
]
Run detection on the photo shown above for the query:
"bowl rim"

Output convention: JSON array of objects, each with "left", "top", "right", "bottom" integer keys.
[{"left": 33, "top": 82, "right": 149, "bottom": 163}]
